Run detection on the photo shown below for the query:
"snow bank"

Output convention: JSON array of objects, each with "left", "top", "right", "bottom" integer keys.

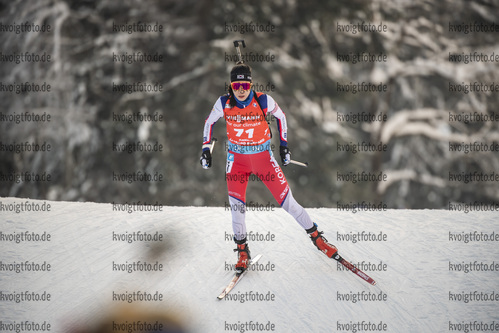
[{"left": 1, "top": 198, "right": 498, "bottom": 332}]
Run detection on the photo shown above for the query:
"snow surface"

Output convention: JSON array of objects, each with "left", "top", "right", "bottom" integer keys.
[{"left": 1, "top": 197, "right": 499, "bottom": 332}]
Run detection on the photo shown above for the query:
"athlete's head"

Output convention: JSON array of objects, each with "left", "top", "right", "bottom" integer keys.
[
  {"left": 230, "top": 62, "right": 252, "bottom": 83},
  {"left": 229, "top": 62, "right": 253, "bottom": 104}
]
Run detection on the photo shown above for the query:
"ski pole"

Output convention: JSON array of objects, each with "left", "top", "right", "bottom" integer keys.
[
  {"left": 210, "top": 137, "right": 217, "bottom": 154},
  {"left": 289, "top": 159, "right": 308, "bottom": 167}
]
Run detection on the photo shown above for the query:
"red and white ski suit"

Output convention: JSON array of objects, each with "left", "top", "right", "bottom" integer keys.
[{"left": 203, "top": 91, "right": 314, "bottom": 240}]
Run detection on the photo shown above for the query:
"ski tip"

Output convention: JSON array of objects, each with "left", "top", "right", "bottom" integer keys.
[{"left": 217, "top": 291, "right": 229, "bottom": 300}]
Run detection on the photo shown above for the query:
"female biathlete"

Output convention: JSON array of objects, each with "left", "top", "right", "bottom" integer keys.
[{"left": 200, "top": 62, "right": 337, "bottom": 272}]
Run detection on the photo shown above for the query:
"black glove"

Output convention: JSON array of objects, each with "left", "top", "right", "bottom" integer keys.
[
  {"left": 279, "top": 145, "right": 291, "bottom": 166},
  {"left": 200, "top": 149, "right": 212, "bottom": 169}
]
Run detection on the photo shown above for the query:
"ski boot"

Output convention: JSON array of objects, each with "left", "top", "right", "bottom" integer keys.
[
  {"left": 306, "top": 223, "right": 339, "bottom": 259},
  {"left": 234, "top": 238, "right": 251, "bottom": 273}
]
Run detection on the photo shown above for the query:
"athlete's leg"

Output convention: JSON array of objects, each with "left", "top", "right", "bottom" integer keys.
[
  {"left": 281, "top": 189, "right": 314, "bottom": 230},
  {"left": 255, "top": 150, "right": 314, "bottom": 230},
  {"left": 228, "top": 196, "right": 246, "bottom": 241},
  {"left": 226, "top": 151, "right": 250, "bottom": 242}
]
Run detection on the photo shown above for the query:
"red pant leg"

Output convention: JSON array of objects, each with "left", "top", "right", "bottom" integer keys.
[
  {"left": 250, "top": 150, "right": 290, "bottom": 206},
  {"left": 226, "top": 151, "right": 251, "bottom": 203}
]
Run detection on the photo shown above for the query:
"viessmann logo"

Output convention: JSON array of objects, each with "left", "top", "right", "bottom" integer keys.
[{"left": 226, "top": 114, "right": 263, "bottom": 122}]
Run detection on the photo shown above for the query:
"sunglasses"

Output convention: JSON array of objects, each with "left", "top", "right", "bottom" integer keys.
[{"left": 231, "top": 82, "right": 252, "bottom": 91}]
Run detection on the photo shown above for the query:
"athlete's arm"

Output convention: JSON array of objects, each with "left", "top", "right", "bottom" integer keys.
[
  {"left": 264, "top": 95, "right": 290, "bottom": 165},
  {"left": 202, "top": 96, "right": 225, "bottom": 149},
  {"left": 200, "top": 96, "right": 225, "bottom": 169},
  {"left": 265, "top": 95, "right": 288, "bottom": 147}
]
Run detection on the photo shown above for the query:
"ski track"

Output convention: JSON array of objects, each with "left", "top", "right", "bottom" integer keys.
[{"left": 1, "top": 198, "right": 498, "bottom": 332}]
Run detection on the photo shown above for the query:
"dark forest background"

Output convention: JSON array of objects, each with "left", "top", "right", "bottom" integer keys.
[{"left": 1, "top": 0, "right": 498, "bottom": 208}]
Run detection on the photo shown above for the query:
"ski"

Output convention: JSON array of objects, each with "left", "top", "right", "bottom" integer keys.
[
  {"left": 333, "top": 253, "right": 377, "bottom": 286},
  {"left": 217, "top": 254, "right": 263, "bottom": 300}
]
